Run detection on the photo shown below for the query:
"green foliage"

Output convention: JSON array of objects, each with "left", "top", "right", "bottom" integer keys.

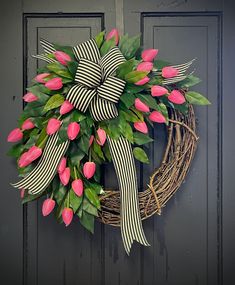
[
  {"left": 125, "top": 71, "right": 148, "bottom": 84},
  {"left": 116, "top": 58, "right": 137, "bottom": 79},
  {"left": 119, "top": 34, "right": 141, "bottom": 59},
  {"left": 133, "top": 133, "right": 153, "bottom": 145},
  {"left": 153, "top": 59, "right": 170, "bottom": 69},
  {"left": 43, "top": 94, "right": 64, "bottom": 113},
  {"left": 177, "top": 75, "right": 201, "bottom": 88},
  {"left": 84, "top": 188, "right": 100, "bottom": 209},
  {"left": 185, "top": 91, "right": 211, "bottom": 105},
  {"left": 100, "top": 37, "right": 116, "bottom": 56},
  {"left": 95, "top": 30, "right": 105, "bottom": 48},
  {"left": 79, "top": 210, "right": 95, "bottom": 234},
  {"left": 133, "top": 147, "right": 149, "bottom": 164},
  {"left": 46, "top": 62, "right": 73, "bottom": 79}
]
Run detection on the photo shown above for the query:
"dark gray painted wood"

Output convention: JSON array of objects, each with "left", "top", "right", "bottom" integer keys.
[{"left": 1, "top": 0, "right": 234, "bottom": 285}]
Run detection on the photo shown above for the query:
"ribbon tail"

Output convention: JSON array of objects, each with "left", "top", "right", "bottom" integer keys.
[
  {"left": 107, "top": 136, "right": 150, "bottom": 254},
  {"left": 12, "top": 133, "right": 69, "bottom": 195}
]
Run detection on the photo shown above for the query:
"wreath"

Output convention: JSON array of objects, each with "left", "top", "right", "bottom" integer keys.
[{"left": 7, "top": 29, "right": 210, "bottom": 254}]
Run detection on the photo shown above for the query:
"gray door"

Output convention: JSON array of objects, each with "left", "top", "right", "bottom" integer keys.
[{"left": 1, "top": 1, "right": 234, "bottom": 285}]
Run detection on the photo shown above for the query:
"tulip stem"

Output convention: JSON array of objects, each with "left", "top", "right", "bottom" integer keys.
[
  {"left": 50, "top": 191, "right": 54, "bottom": 199},
  {"left": 89, "top": 148, "right": 91, "bottom": 162},
  {"left": 38, "top": 135, "right": 49, "bottom": 149},
  {"left": 74, "top": 166, "right": 78, "bottom": 180},
  {"left": 67, "top": 191, "right": 70, "bottom": 208}
]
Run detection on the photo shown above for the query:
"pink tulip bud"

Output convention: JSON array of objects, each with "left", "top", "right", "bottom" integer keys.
[
  {"left": 57, "top": 157, "right": 67, "bottom": 174},
  {"left": 83, "top": 162, "right": 96, "bottom": 179},
  {"left": 62, "top": 208, "right": 73, "bottom": 226},
  {"left": 27, "top": 146, "right": 42, "bottom": 162},
  {"left": 23, "top": 92, "right": 38, "bottom": 102},
  {"left": 54, "top": 51, "right": 71, "bottom": 65},
  {"left": 42, "top": 198, "right": 56, "bottom": 216},
  {"left": 18, "top": 152, "right": 31, "bottom": 168},
  {"left": 134, "top": 98, "right": 150, "bottom": 113},
  {"left": 7, "top": 128, "right": 23, "bottom": 142},
  {"left": 162, "top": 66, "right": 179, "bottom": 78},
  {"left": 151, "top": 85, "right": 168, "bottom": 97},
  {"left": 59, "top": 100, "right": 74, "bottom": 115},
  {"left": 141, "top": 49, "right": 158, "bottom": 62},
  {"left": 45, "top": 77, "right": 63, "bottom": 90},
  {"left": 35, "top": 73, "right": 50, "bottom": 83},
  {"left": 21, "top": 118, "right": 35, "bottom": 130},
  {"left": 20, "top": 189, "right": 25, "bottom": 199},
  {"left": 72, "top": 179, "right": 84, "bottom": 197},
  {"left": 134, "top": 121, "right": 148, "bottom": 134},
  {"left": 106, "top": 28, "right": 119, "bottom": 45},
  {"left": 47, "top": 118, "right": 61, "bottom": 135},
  {"left": 59, "top": 167, "right": 70, "bottom": 186},
  {"left": 149, "top": 111, "right": 166, "bottom": 123},
  {"left": 135, "top": 76, "right": 150, "bottom": 86},
  {"left": 168, "top": 90, "right": 186, "bottom": 104},
  {"left": 96, "top": 128, "right": 106, "bottom": 146},
  {"left": 89, "top": 135, "right": 94, "bottom": 147},
  {"left": 136, "top": 62, "right": 153, "bottom": 72},
  {"left": 67, "top": 122, "right": 80, "bottom": 140}
]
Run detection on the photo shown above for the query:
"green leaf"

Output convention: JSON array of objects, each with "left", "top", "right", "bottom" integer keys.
[
  {"left": 35, "top": 127, "right": 48, "bottom": 147},
  {"left": 77, "top": 134, "right": 90, "bottom": 155},
  {"left": 71, "top": 110, "right": 86, "bottom": 122},
  {"left": 185, "top": 91, "right": 211, "bottom": 105},
  {"left": 177, "top": 75, "right": 201, "bottom": 88},
  {"left": 69, "top": 189, "right": 83, "bottom": 212},
  {"left": 7, "top": 143, "right": 24, "bottom": 158},
  {"left": 119, "top": 34, "right": 141, "bottom": 59},
  {"left": 54, "top": 184, "right": 67, "bottom": 205},
  {"left": 22, "top": 191, "right": 43, "bottom": 204},
  {"left": 26, "top": 86, "right": 50, "bottom": 103},
  {"left": 135, "top": 93, "right": 159, "bottom": 110},
  {"left": 80, "top": 211, "right": 95, "bottom": 234},
  {"left": 121, "top": 122, "right": 134, "bottom": 143},
  {"left": 100, "top": 38, "right": 116, "bottom": 56},
  {"left": 84, "top": 188, "right": 101, "bottom": 209},
  {"left": 95, "top": 30, "right": 105, "bottom": 48},
  {"left": 120, "top": 92, "right": 135, "bottom": 108},
  {"left": 158, "top": 103, "right": 169, "bottom": 124},
  {"left": 43, "top": 94, "right": 64, "bottom": 113},
  {"left": 67, "top": 61, "right": 78, "bottom": 77},
  {"left": 102, "top": 142, "right": 112, "bottom": 162},
  {"left": 125, "top": 71, "right": 148, "bottom": 84},
  {"left": 124, "top": 83, "right": 145, "bottom": 94},
  {"left": 116, "top": 58, "right": 137, "bottom": 79},
  {"left": 82, "top": 198, "right": 98, "bottom": 217},
  {"left": 46, "top": 62, "right": 73, "bottom": 79},
  {"left": 85, "top": 181, "right": 103, "bottom": 195},
  {"left": 68, "top": 142, "right": 85, "bottom": 166},
  {"left": 133, "top": 132, "right": 153, "bottom": 145},
  {"left": 133, "top": 147, "right": 149, "bottom": 164},
  {"left": 153, "top": 59, "right": 171, "bottom": 69},
  {"left": 93, "top": 141, "right": 105, "bottom": 161}
]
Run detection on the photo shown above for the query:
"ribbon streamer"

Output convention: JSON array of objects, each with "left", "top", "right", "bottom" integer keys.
[{"left": 13, "top": 37, "right": 149, "bottom": 254}]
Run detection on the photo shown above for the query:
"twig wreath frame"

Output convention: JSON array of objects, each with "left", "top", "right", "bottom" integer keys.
[{"left": 99, "top": 106, "right": 198, "bottom": 226}]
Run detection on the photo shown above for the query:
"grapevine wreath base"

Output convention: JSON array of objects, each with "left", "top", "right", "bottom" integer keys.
[{"left": 99, "top": 106, "right": 198, "bottom": 226}]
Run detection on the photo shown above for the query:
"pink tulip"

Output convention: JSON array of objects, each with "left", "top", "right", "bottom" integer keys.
[
  {"left": 89, "top": 135, "right": 94, "bottom": 147},
  {"left": 134, "top": 98, "right": 150, "bottom": 113},
  {"left": 21, "top": 118, "right": 35, "bottom": 130},
  {"left": 46, "top": 118, "right": 61, "bottom": 135},
  {"left": 151, "top": 85, "right": 168, "bottom": 97},
  {"left": 57, "top": 157, "right": 67, "bottom": 174},
  {"left": 67, "top": 122, "right": 80, "bottom": 140},
  {"left": 162, "top": 66, "right": 179, "bottom": 78},
  {"left": 35, "top": 73, "right": 50, "bottom": 83},
  {"left": 83, "top": 162, "right": 96, "bottom": 179},
  {"left": 42, "top": 198, "right": 56, "bottom": 216},
  {"left": 106, "top": 28, "right": 119, "bottom": 45},
  {"left": 59, "top": 100, "right": 74, "bottom": 115},
  {"left": 18, "top": 152, "right": 31, "bottom": 168},
  {"left": 149, "top": 111, "right": 166, "bottom": 123},
  {"left": 20, "top": 189, "right": 25, "bottom": 199},
  {"left": 96, "top": 128, "right": 106, "bottom": 146},
  {"left": 72, "top": 179, "right": 84, "bottom": 197},
  {"left": 62, "top": 208, "right": 73, "bottom": 226},
  {"left": 54, "top": 51, "right": 71, "bottom": 65},
  {"left": 141, "top": 49, "right": 158, "bottom": 62},
  {"left": 59, "top": 167, "right": 70, "bottom": 186},
  {"left": 7, "top": 128, "right": 23, "bottom": 142},
  {"left": 136, "top": 62, "right": 153, "bottom": 72},
  {"left": 23, "top": 92, "right": 38, "bottom": 102},
  {"left": 168, "top": 90, "right": 186, "bottom": 104},
  {"left": 27, "top": 146, "right": 42, "bottom": 162},
  {"left": 134, "top": 121, "right": 148, "bottom": 134},
  {"left": 135, "top": 76, "right": 150, "bottom": 86},
  {"left": 45, "top": 77, "right": 63, "bottom": 90}
]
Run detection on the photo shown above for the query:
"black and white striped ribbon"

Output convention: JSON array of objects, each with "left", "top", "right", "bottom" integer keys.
[
  {"left": 13, "top": 37, "right": 149, "bottom": 254},
  {"left": 108, "top": 136, "right": 150, "bottom": 254}
]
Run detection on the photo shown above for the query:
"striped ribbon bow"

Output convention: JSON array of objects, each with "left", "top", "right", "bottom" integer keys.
[{"left": 13, "top": 38, "right": 149, "bottom": 254}]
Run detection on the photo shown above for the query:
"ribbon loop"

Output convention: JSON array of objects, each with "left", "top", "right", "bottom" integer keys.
[
  {"left": 74, "top": 58, "right": 101, "bottom": 88},
  {"left": 73, "top": 39, "right": 100, "bottom": 63},
  {"left": 97, "top": 76, "right": 126, "bottom": 104},
  {"left": 66, "top": 84, "right": 96, "bottom": 112},
  {"left": 89, "top": 96, "right": 118, "bottom": 121}
]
